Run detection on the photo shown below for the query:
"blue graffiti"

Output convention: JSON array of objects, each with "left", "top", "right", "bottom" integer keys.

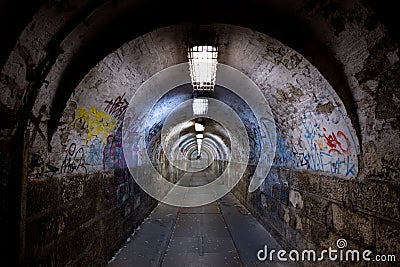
[
  {"left": 86, "top": 138, "right": 103, "bottom": 165},
  {"left": 275, "top": 131, "right": 356, "bottom": 177}
]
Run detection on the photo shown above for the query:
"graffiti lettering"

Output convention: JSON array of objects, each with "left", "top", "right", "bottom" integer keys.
[
  {"left": 323, "top": 128, "right": 349, "bottom": 154},
  {"left": 291, "top": 146, "right": 309, "bottom": 167},
  {"left": 275, "top": 121, "right": 357, "bottom": 177},
  {"left": 60, "top": 143, "right": 87, "bottom": 175},
  {"left": 86, "top": 138, "right": 103, "bottom": 166},
  {"left": 302, "top": 118, "right": 317, "bottom": 144},
  {"left": 104, "top": 93, "right": 129, "bottom": 120},
  {"left": 295, "top": 143, "right": 355, "bottom": 176},
  {"left": 103, "top": 125, "right": 126, "bottom": 171}
]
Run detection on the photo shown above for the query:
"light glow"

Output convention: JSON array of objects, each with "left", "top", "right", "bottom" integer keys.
[
  {"left": 188, "top": 45, "right": 218, "bottom": 92},
  {"left": 192, "top": 98, "right": 208, "bottom": 115},
  {"left": 195, "top": 122, "right": 205, "bottom": 132},
  {"left": 197, "top": 138, "right": 203, "bottom": 155},
  {"left": 196, "top": 134, "right": 204, "bottom": 139}
]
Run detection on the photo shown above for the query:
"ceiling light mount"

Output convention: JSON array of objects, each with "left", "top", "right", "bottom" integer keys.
[{"left": 187, "top": 26, "right": 219, "bottom": 96}]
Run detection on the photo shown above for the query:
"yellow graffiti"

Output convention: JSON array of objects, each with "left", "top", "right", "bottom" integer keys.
[{"left": 72, "top": 106, "right": 116, "bottom": 144}]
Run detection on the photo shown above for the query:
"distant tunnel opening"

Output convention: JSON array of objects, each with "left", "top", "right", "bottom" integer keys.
[
  {"left": 140, "top": 83, "right": 262, "bottom": 185},
  {"left": 120, "top": 76, "right": 266, "bottom": 207}
]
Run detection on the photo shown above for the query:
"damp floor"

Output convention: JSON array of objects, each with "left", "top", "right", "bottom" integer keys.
[{"left": 108, "top": 171, "right": 297, "bottom": 267}]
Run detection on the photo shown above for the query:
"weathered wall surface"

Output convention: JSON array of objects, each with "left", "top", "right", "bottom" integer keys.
[
  {"left": 0, "top": 0, "right": 399, "bottom": 265},
  {"left": 300, "top": 0, "right": 400, "bottom": 182},
  {"left": 235, "top": 168, "right": 400, "bottom": 265},
  {"left": 228, "top": 2, "right": 400, "bottom": 264},
  {"left": 25, "top": 169, "right": 155, "bottom": 265},
  {"left": 21, "top": 24, "right": 188, "bottom": 264},
  {"left": 0, "top": 5, "right": 188, "bottom": 262}
]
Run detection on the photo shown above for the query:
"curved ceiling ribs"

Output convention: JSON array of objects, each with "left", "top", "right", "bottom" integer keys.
[
  {"left": 0, "top": 0, "right": 363, "bottom": 145},
  {"left": 20, "top": 23, "right": 358, "bottom": 183},
  {"left": 2, "top": 0, "right": 398, "bottom": 182}
]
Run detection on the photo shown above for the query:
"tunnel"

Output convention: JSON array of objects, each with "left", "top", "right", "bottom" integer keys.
[{"left": 0, "top": 0, "right": 399, "bottom": 266}]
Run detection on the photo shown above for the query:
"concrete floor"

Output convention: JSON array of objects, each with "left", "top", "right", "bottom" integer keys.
[{"left": 108, "top": 171, "right": 296, "bottom": 267}]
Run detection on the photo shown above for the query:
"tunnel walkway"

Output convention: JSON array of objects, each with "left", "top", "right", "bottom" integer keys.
[{"left": 108, "top": 171, "right": 295, "bottom": 267}]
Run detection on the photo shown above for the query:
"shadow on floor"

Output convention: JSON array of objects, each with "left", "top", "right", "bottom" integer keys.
[{"left": 108, "top": 172, "right": 298, "bottom": 267}]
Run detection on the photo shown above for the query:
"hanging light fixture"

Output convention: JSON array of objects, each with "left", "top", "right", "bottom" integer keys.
[
  {"left": 194, "top": 122, "right": 205, "bottom": 132},
  {"left": 196, "top": 138, "right": 203, "bottom": 156},
  {"left": 187, "top": 27, "right": 219, "bottom": 94},
  {"left": 188, "top": 45, "right": 218, "bottom": 92},
  {"left": 194, "top": 121, "right": 205, "bottom": 156},
  {"left": 187, "top": 26, "right": 218, "bottom": 156},
  {"left": 192, "top": 98, "right": 208, "bottom": 115}
]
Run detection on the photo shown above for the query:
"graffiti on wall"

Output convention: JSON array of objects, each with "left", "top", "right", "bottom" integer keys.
[
  {"left": 85, "top": 137, "right": 103, "bottom": 168},
  {"left": 103, "top": 132, "right": 125, "bottom": 171},
  {"left": 103, "top": 112, "right": 148, "bottom": 171},
  {"left": 60, "top": 143, "right": 87, "bottom": 175},
  {"left": 275, "top": 111, "right": 358, "bottom": 177},
  {"left": 121, "top": 114, "right": 146, "bottom": 167},
  {"left": 72, "top": 106, "right": 116, "bottom": 144},
  {"left": 322, "top": 128, "right": 349, "bottom": 155},
  {"left": 104, "top": 93, "right": 129, "bottom": 120}
]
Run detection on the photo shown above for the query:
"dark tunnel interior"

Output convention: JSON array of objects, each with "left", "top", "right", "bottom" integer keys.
[{"left": 0, "top": 0, "right": 399, "bottom": 265}]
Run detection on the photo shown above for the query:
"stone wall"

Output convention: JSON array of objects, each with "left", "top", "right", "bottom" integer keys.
[
  {"left": 25, "top": 169, "right": 156, "bottom": 265},
  {"left": 232, "top": 166, "right": 400, "bottom": 265}
]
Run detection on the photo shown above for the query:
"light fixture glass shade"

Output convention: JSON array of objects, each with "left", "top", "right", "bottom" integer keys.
[
  {"left": 188, "top": 45, "right": 218, "bottom": 92},
  {"left": 192, "top": 98, "right": 208, "bottom": 115},
  {"left": 197, "top": 144, "right": 202, "bottom": 155},
  {"left": 197, "top": 138, "right": 203, "bottom": 155},
  {"left": 195, "top": 122, "right": 205, "bottom": 132}
]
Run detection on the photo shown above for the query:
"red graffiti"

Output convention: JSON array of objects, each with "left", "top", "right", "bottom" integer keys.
[{"left": 323, "top": 128, "right": 350, "bottom": 154}]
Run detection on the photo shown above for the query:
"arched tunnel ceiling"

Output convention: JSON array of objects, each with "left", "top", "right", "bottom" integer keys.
[
  {"left": 2, "top": 0, "right": 392, "bottom": 138},
  {"left": 20, "top": 23, "right": 360, "bottom": 185},
  {"left": 1, "top": 0, "right": 399, "bottom": 182},
  {"left": 1, "top": 0, "right": 399, "bottom": 71}
]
